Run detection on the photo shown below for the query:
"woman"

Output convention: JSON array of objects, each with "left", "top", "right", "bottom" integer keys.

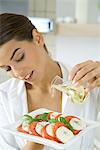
[{"left": 0, "top": 13, "right": 100, "bottom": 150}]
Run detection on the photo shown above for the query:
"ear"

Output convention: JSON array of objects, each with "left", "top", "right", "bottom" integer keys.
[{"left": 32, "top": 29, "right": 44, "bottom": 47}]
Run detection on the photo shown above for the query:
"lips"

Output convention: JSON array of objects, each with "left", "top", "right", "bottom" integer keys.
[{"left": 24, "top": 71, "right": 33, "bottom": 80}]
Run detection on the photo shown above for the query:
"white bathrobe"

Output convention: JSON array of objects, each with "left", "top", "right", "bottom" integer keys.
[{"left": 0, "top": 62, "right": 100, "bottom": 150}]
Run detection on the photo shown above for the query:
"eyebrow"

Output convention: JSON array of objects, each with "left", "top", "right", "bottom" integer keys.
[{"left": 10, "top": 48, "right": 21, "bottom": 60}]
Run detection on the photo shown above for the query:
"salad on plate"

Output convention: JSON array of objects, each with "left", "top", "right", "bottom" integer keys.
[{"left": 17, "top": 111, "right": 86, "bottom": 144}]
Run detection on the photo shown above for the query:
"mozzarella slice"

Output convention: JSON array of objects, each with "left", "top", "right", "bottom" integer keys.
[
  {"left": 56, "top": 126, "right": 74, "bottom": 143},
  {"left": 22, "top": 121, "right": 29, "bottom": 132},
  {"left": 50, "top": 112, "right": 61, "bottom": 119},
  {"left": 35, "top": 122, "right": 49, "bottom": 135},
  {"left": 46, "top": 123, "right": 55, "bottom": 137},
  {"left": 70, "top": 118, "right": 86, "bottom": 130}
]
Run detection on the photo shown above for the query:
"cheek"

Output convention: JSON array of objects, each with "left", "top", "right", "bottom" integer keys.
[
  {"left": 28, "top": 55, "right": 39, "bottom": 68},
  {"left": 7, "top": 71, "right": 14, "bottom": 77},
  {"left": 26, "top": 49, "right": 46, "bottom": 70}
]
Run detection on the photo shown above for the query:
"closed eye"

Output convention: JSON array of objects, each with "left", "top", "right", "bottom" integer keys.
[
  {"left": 0, "top": 66, "right": 11, "bottom": 72},
  {"left": 15, "top": 53, "right": 25, "bottom": 62},
  {"left": 6, "top": 66, "right": 11, "bottom": 72}
]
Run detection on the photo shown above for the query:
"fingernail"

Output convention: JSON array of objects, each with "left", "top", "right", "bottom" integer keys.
[
  {"left": 74, "top": 82, "right": 79, "bottom": 86},
  {"left": 72, "top": 80, "right": 75, "bottom": 84},
  {"left": 72, "top": 81, "right": 79, "bottom": 86},
  {"left": 85, "top": 88, "right": 90, "bottom": 93}
]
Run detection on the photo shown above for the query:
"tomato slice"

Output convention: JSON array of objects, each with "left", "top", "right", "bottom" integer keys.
[
  {"left": 48, "top": 112, "right": 62, "bottom": 120},
  {"left": 35, "top": 113, "right": 50, "bottom": 120},
  {"left": 41, "top": 124, "right": 56, "bottom": 141},
  {"left": 73, "top": 130, "right": 80, "bottom": 135},
  {"left": 53, "top": 122, "right": 67, "bottom": 143},
  {"left": 35, "top": 114, "right": 40, "bottom": 118},
  {"left": 65, "top": 116, "right": 81, "bottom": 135},
  {"left": 55, "top": 114, "right": 62, "bottom": 119},
  {"left": 53, "top": 122, "right": 67, "bottom": 134},
  {"left": 48, "top": 112, "right": 53, "bottom": 119},
  {"left": 65, "top": 116, "right": 79, "bottom": 122},
  {"left": 17, "top": 124, "right": 29, "bottom": 134},
  {"left": 28, "top": 122, "right": 40, "bottom": 136}
]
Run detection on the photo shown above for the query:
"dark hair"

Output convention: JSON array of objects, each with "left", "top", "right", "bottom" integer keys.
[
  {"left": 0, "top": 13, "right": 48, "bottom": 52},
  {"left": 0, "top": 13, "right": 36, "bottom": 45}
]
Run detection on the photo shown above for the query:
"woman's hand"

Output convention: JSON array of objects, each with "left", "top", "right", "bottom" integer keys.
[{"left": 69, "top": 60, "right": 100, "bottom": 91}]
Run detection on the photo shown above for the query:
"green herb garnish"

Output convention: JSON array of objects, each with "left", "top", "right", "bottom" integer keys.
[
  {"left": 22, "top": 115, "right": 34, "bottom": 124},
  {"left": 36, "top": 112, "right": 48, "bottom": 121},
  {"left": 60, "top": 117, "right": 74, "bottom": 132},
  {"left": 48, "top": 119, "right": 59, "bottom": 123}
]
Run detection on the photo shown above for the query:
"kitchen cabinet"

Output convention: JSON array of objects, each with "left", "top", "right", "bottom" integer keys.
[
  {"left": 55, "top": 23, "right": 100, "bottom": 36},
  {"left": 56, "top": 0, "right": 100, "bottom": 36}
]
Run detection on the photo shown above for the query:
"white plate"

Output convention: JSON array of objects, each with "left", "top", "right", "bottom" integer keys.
[{"left": 0, "top": 108, "right": 100, "bottom": 150}]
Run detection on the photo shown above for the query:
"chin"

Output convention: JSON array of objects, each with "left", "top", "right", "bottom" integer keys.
[{"left": 25, "top": 80, "right": 33, "bottom": 85}]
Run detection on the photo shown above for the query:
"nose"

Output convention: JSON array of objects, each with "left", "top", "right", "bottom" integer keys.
[{"left": 11, "top": 66, "right": 25, "bottom": 79}]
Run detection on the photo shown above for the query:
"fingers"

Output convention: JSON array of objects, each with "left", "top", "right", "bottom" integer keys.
[
  {"left": 69, "top": 60, "right": 100, "bottom": 90},
  {"left": 75, "top": 67, "right": 100, "bottom": 86},
  {"left": 86, "top": 76, "right": 100, "bottom": 91},
  {"left": 72, "top": 62, "right": 98, "bottom": 83},
  {"left": 69, "top": 60, "right": 93, "bottom": 81}
]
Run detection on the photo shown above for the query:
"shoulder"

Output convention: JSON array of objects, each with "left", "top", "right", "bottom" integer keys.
[{"left": 0, "top": 78, "right": 24, "bottom": 93}]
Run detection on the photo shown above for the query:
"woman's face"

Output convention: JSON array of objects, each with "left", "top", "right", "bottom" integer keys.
[{"left": 0, "top": 32, "right": 48, "bottom": 84}]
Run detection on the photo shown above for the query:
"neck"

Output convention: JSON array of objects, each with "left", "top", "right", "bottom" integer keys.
[
  {"left": 26, "top": 58, "right": 62, "bottom": 92},
  {"left": 40, "top": 59, "right": 62, "bottom": 90}
]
